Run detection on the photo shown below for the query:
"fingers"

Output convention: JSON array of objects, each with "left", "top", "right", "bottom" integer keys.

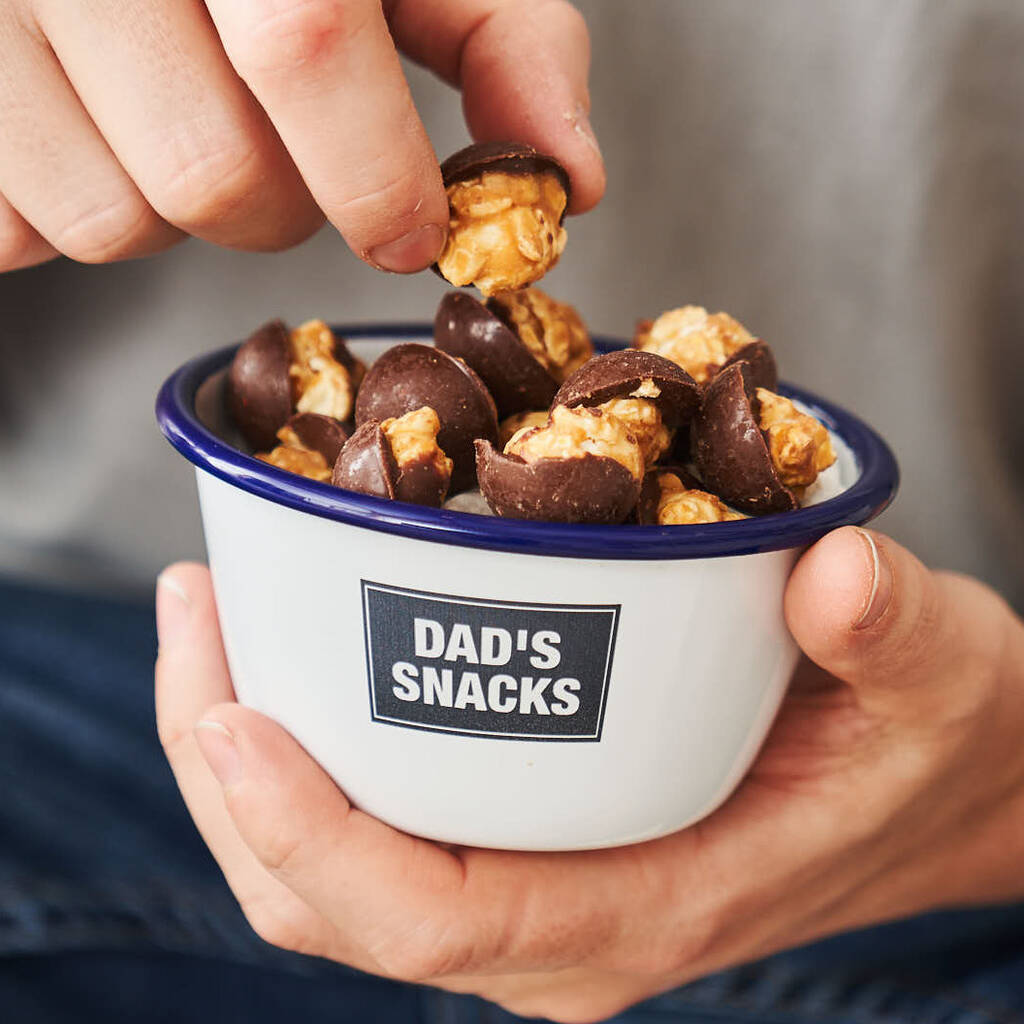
[
  {"left": 154, "top": 564, "right": 252, "bottom": 879},
  {"left": 387, "top": 0, "right": 606, "bottom": 213},
  {"left": 2, "top": 0, "right": 601, "bottom": 273},
  {"left": 154, "top": 565, "right": 350, "bottom": 963},
  {"left": 153, "top": 565, "right": 597, "bottom": 980},
  {"left": 784, "top": 527, "right": 1011, "bottom": 720},
  {"left": 193, "top": 699, "right": 489, "bottom": 979},
  {"left": 0, "top": 13, "right": 182, "bottom": 262},
  {"left": 33, "top": 0, "right": 323, "bottom": 253},
  {"left": 205, "top": 0, "right": 448, "bottom": 271},
  {"left": 194, "top": 691, "right": 708, "bottom": 980},
  {"left": 154, "top": 565, "right": 235, "bottom": 718},
  {"left": 154, "top": 565, "right": 251, "bottom": 899},
  {"left": 157, "top": 563, "right": 637, "bottom": 980},
  {"left": 0, "top": 192, "right": 57, "bottom": 272},
  {"left": 155, "top": 564, "right": 677, "bottom": 984}
]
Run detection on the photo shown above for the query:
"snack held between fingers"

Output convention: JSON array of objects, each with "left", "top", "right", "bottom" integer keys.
[{"left": 434, "top": 142, "right": 571, "bottom": 295}]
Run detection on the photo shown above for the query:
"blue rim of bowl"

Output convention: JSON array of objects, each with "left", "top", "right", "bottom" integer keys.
[{"left": 156, "top": 323, "right": 899, "bottom": 560}]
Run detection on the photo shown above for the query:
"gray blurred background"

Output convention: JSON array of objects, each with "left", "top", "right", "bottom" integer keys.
[{"left": 1, "top": 0, "right": 1021, "bottom": 608}]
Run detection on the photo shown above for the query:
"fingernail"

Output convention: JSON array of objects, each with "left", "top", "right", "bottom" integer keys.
[
  {"left": 195, "top": 720, "right": 242, "bottom": 787},
  {"left": 367, "top": 223, "right": 446, "bottom": 274},
  {"left": 566, "top": 101, "right": 602, "bottom": 157},
  {"left": 156, "top": 572, "right": 191, "bottom": 649},
  {"left": 854, "top": 529, "right": 893, "bottom": 630}
]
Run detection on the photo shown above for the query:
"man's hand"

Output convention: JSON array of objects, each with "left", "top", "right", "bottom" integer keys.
[
  {"left": 155, "top": 527, "right": 1024, "bottom": 1023},
  {"left": 0, "top": 0, "right": 604, "bottom": 273}
]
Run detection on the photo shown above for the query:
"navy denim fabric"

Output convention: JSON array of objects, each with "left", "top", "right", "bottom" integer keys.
[{"left": 2, "top": 575, "right": 1024, "bottom": 1023}]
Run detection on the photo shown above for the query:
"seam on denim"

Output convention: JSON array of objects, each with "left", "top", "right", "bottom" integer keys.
[
  {"left": 0, "top": 889, "right": 251, "bottom": 956},
  {"left": 0, "top": 884, "right": 360, "bottom": 980},
  {"left": 649, "top": 963, "right": 1024, "bottom": 1024}
]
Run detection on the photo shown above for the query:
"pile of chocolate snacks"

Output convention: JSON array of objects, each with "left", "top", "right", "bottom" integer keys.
[{"left": 226, "top": 143, "right": 836, "bottom": 526}]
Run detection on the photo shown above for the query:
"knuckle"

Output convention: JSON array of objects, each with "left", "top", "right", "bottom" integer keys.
[
  {"left": 245, "top": 911, "right": 291, "bottom": 951},
  {"left": 239, "top": 813, "right": 306, "bottom": 876},
  {"left": 153, "top": 142, "right": 265, "bottom": 233},
  {"left": 0, "top": 219, "right": 43, "bottom": 272},
  {"left": 153, "top": 702, "right": 189, "bottom": 759},
  {"left": 252, "top": 206, "right": 326, "bottom": 252},
  {"left": 542, "top": 0, "right": 589, "bottom": 39},
  {"left": 230, "top": 0, "right": 374, "bottom": 82},
  {"left": 53, "top": 193, "right": 158, "bottom": 263},
  {"left": 246, "top": 815, "right": 303, "bottom": 872},
  {"left": 478, "top": 0, "right": 587, "bottom": 49},
  {"left": 241, "top": 899, "right": 305, "bottom": 954}
]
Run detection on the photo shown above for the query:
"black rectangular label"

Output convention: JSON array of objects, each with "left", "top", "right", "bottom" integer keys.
[{"left": 361, "top": 581, "right": 619, "bottom": 741}]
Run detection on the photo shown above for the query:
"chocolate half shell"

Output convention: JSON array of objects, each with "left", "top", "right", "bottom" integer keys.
[
  {"left": 332, "top": 420, "right": 449, "bottom": 507},
  {"left": 718, "top": 341, "right": 778, "bottom": 392},
  {"left": 553, "top": 349, "right": 701, "bottom": 426},
  {"left": 691, "top": 363, "right": 797, "bottom": 515},
  {"left": 475, "top": 440, "right": 640, "bottom": 524},
  {"left": 635, "top": 467, "right": 704, "bottom": 524},
  {"left": 440, "top": 141, "right": 571, "bottom": 211},
  {"left": 227, "top": 320, "right": 291, "bottom": 450},
  {"left": 669, "top": 424, "right": 692, "bottom": 464},
  {"left": 391, "top": 454, "right": 450, "bottom": 507},
  {"left": 227, "top": 320, "right": 363, "bottom": 450},
  {"left": 283, "top": 412, "right": 350, "bottom": 466},
  {"left": 332, "top": 421, "right": 397, "bottom": 500},
  {"left": 434, "top": 291, "right": 558, "bottom": 416},
  {"left": 354, "top": 343, "right": 498, "bottom": 492}
]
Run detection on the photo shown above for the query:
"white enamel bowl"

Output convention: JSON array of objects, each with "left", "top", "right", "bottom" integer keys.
[{"left": 157, "top": 326, "right": 898, "bottom": 851}]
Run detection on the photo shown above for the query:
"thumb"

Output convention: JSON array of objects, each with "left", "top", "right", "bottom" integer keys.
[{"left": 784, "top": 526, "right": 1006, "bottom": 721}]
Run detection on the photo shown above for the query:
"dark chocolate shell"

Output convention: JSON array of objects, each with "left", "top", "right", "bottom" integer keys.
[
  {"left": 635, "top": 467, "right": 704, "bottom": 525},
  {"left": 355, "top": 343, "right": 498, "bottom": 492},
  {"left": 718, "top": 341, "right": 777, "bottom": 392},
  {"left": 475, "top": 440, "right": 640, "bottom": 524},
  {"left": 331, "top": 336, "right": 364, "bottom": 383},
  {"left": 440, "top": 141, "right": 571, "bottom": 213},
  {"left": 331, "top": 422, "right": 397, "bottom": 500},
  {"left": 553, "top": 349, "right": 701, "bottom": 427},
  {"left": 392, "top": 455, "right": 450, "bottom": 508},
  {"left": 285, "top": 412, "right": 349, "bottom": 466},
  {"left": 332, "top": 420, "right": 450, "bottom": 507},
  {"left": 227, "top": 320, "right": 292, "bottom": 450},
  {"left": 434, "top": 291, "right": 557, "bottom": 417},
  {"left": 669, "top": 424, "right": 692, "bottom": 465},
  {"left": 691, "top": 363, "right": 797, "bottom": 515}
]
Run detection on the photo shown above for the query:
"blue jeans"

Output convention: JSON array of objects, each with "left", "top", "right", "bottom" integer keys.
[{"left": 2, "top": 576, "right": 1024, "bottom": 1023}]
